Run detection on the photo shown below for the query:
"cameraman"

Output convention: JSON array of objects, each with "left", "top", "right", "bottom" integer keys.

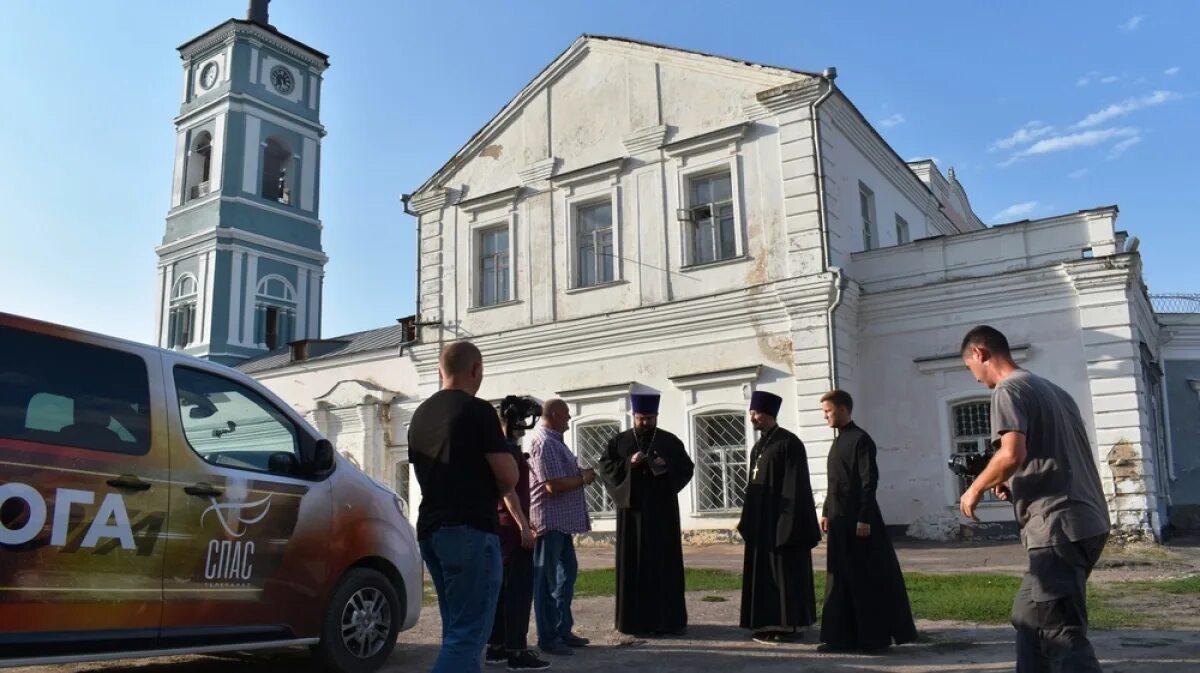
[
  {"left": 486, "top": 400, "right": 550, "bottom": 671},
  {"left": 959, "top": 326, "right": 1110, "bottom": 672},
  {"left": 527, "top": 398, "right": 595, "bottom": 656}
]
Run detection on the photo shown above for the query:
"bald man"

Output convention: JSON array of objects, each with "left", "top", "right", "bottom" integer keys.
[
  {"left": 526, "top": 398, "right": 595, "bottom": 656},
  {"left": 409, "top": 341, "right": 518, "bottom": 673}
]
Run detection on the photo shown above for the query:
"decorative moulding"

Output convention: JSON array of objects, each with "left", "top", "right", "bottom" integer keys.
[
  {"left": 458, "top": 186, "right": 523, "bottom": 215},
  {"left": 663, "top": 121, "right": 752, "bottom": 158},
  {"left": 557, "top": 381, "right": 636, "bottom": 415},
  {"left": 551, "top": 157, "right": 626, "bottom": 192},
  {"left": 914, "top": 344, "right": 1030, "bottom": 374},
  {"left": 517, "top": 157, "right": 561, "bottom": 185},
  {"left": 669, "top": 365, "right": 761, "bottom": 405},
  {"left": 409, "top": 188, "right": 454, "bottom": 215},
  {"left": 623, "top": 125, "right": 669, "bottom": 155}
]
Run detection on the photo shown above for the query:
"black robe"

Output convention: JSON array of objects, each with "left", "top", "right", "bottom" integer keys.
[
  {"left": 820, "top": 422, "right": 917, "bottom": 650},
  {"left": 737, "top": 425, "right": 820, "bottom": 630},
  {"left": 597, "top": 427, "right": 695, "bottom": 635}
]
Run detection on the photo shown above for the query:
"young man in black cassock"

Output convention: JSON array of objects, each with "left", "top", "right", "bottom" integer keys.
[
  {"left": 596, "top": 393, "right": 695, "bottom": 636},
  {"left": 737, "top": 391, "right": 821, "bottom": 644},
  {"left": 817, "top": 389, "right": 916, "bottom": 654}
]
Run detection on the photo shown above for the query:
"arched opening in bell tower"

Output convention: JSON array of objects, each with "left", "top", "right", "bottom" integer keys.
[
  {"left": 184, "top": 131, "right": 213, "bottom": 201},
  {"left": 261, "top": 137, "right": 293, "bottom": 205}
]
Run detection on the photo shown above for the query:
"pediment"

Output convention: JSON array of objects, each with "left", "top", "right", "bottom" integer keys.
[
  {"left": 314, "top": 379, "right": 400, "bottom": 408},
  {"left": 411, "top": 35, "right": 818, "bottom": 200}
]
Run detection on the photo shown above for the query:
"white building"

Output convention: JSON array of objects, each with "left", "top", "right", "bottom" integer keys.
[{"left": 243, "top": 36, "right": 1178, "bottom": 541}]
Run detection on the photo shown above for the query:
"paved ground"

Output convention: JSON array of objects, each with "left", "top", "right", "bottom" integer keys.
[{"left": 14, "top": 538, "right": 1200, "bottom": 673}]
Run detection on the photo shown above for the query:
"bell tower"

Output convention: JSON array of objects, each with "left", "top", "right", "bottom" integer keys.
[{"left": 154, "top": 0, "right": 330, "bottom": 365}]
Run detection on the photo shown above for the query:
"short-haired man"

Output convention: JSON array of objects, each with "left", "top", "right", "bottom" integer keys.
[
  {"left": 526, "top": 398, "right": 595, "bottom": 656},
  {"left": 408, "top": 341, "right": 518, "bottom": 673},
  {"left": 817, "top": 389, "right": 916, "bottom": 654},
  {"left": 960, "top": 325, "right": 1110, "bottom": 672}
]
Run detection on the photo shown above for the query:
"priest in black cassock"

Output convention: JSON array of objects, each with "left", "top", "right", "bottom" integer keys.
[
  {"left": 817, "top": 389, "right": 916, "bottom": 654},
  {"left": 737, "top": 391, "right": 821, "bottom": 644},
  {"left": 596, "top": 393, "right": 695, "bottom": 636}
]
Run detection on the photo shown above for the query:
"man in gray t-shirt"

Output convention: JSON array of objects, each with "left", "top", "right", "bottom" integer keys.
[{"left": 960, "top": 325, "right": 1110, "bottom": 673}]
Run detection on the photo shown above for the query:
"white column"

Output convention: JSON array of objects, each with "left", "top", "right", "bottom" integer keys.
[
  {"left": 195, "top": 252, "right": 210, "bottom": 342},
  {"left": 227, "top": 250, "right": 244, "bottom": 346},
  {"left": 154, "top": 267, "right": 166, "bottom": 346},
  {"left": 202, "top": 250, "right": 217, "bottom": 344},
  {"left": 242, "top": 116, "right": 262, "bottom": 195},
  {"left": 159, "top": 265, "right": 175, "bottom": 347},
  {"left": 301, "top": 137, "right": 317, "bottom": 212},
  {"left": 242, "top": 254, "right": 259, "bottom": 345},
  {"left": 210, "top": 113, "right": 226, "bottom": 193},
  {"left": 308, "top": 271, "right": 322, "bottom": 338},
  {"left": 295, "top": 269, "right": 308, "bottom": 340},
  {"left": 171, "top": 132, "right": 187, "bottom": 208},
  {"left": 249, "top": 48, "right": 260, "bottom": 84}
]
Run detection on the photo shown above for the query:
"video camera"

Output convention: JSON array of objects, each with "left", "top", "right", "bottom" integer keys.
[
  {"left": 499, "top": 395, "right": 542, "bottom": 443},
  {"left": 947, "top": 450, "right": 994, "bottom": 481}
]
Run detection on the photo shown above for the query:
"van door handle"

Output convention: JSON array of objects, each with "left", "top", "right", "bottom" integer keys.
[
  {"left": 184, "top": 483, "right": 224, "bottom": 497},
  {"left": 106, "top": 475, "right": 153, "bottom": 491}
]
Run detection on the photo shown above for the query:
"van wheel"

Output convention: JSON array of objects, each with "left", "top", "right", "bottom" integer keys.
[{"left": 315, "top": 568, "right": 401, "bottom": 673}]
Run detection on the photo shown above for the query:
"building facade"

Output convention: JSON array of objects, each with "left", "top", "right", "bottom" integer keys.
[
  {"left": 155, "top": 1, "right": 329, "bottom": 366},
  {"left": 236, "top": 35, "right": 1192, "bottom": 541}
]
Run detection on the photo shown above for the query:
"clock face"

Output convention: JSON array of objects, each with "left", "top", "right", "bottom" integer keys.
[
  {"left": 270, "top": 66, "right": 295, "bottom": 94},
  {"left": 199, "top": 62, "right": 219, "bottom": 90}
]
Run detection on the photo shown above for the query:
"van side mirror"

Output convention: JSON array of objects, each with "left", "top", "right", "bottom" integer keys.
[{"left": 311, "top": 438, "right": 335, "bottom": 474}]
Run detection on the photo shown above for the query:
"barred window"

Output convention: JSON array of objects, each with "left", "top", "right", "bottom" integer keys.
[
  {"left": 394, "top": 460, "right": 410, "bottom": 516},
  {"left": 575, "top": 420, "right": 619, "bottom": 516},
  {"left": 694, "top": 411, "right": 748, "bottom": 513},
  {"left": 951, "top": 400, "right": 994, "bottom": 499}
]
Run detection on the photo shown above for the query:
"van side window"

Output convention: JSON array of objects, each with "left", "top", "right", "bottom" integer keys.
[
  {"left": 0, "top": 325, "right": 152, "bottom": 455},
  {"left": 174, "top": 366, "right": 301, "bottom": 476}
]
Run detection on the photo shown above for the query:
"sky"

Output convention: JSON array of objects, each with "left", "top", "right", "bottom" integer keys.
[{"left": 1, "top": 1, "right": 1196, "bottom": 344}]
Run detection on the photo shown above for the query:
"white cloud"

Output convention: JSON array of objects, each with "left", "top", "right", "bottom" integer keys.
[
  {"left": 879, "top": 113, "right": 906, "bottom": 128},
  {"left": 993, "top": 201, "right": 1039, "bottom": 221},
  {"left": 1120, "top": 15, "right": 1144, "bottom": 32},
  {"left": 1069, "top": 168, "right": 1089, "bottom": 179},
  {"left": 1165, "top": 66, "right": 1182, "bottom": 76},
  {"left": 989, "top": 121, "right": 1055, "bottom": 151},
  {"left": 1077, "top": 72, "right": 1099, "bottom": 87},
  {"left": 1074, "top": 90, "right": 1180, "bottom": 128},
  {"left": 1100, "top": 75, "right": 1121, "bottom": 84},
  {"left": 1108, "top": 136, "right": 1142, "bottom": 159},
  {"left": 998, "top": 127, "right": 1139, "bottom": 167}
]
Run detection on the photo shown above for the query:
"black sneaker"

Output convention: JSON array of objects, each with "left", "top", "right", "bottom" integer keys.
[
  {"left": 562, "top": 632, "right": 590, "bottom": 647},
  {"left": 485, "top": 645, "right": 507, "bottom": 665},
  {"left": 508, "top": 650, "right": 551, "bottom": 670}
]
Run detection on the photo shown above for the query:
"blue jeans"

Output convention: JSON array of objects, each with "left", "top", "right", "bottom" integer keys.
[
  {"left": 533, "top": 530, "right": 578, "bottom": 648},
  {"left": 420, "top": 526, "right": 503, "bottom": 673}
]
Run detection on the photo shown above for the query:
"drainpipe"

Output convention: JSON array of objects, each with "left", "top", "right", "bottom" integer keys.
[
  {"left": 810, "top": 68, "right": 843, "bottom": 391},
  {"left": 401, "top": 193, "right": 421, "bottom": 350}
]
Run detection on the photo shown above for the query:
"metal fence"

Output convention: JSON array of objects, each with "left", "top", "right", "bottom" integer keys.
[{"left": 1152, "top": 294, "right": 1200, "bottom": 314}]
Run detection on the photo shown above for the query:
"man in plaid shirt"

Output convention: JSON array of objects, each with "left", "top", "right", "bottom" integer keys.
[{"left": 526, "top": 398, "right": 595, "bottom": 656}]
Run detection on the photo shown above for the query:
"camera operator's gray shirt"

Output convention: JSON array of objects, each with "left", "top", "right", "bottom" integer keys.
[{"left": 991, "top": 369, "right": 1111, "bottom": 549}]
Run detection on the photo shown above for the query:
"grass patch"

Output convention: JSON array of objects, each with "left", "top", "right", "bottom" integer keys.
[
  {"left": 1149, "top": 575, "right": 1200, "bottom": 594},
  {"left": 576, "top": 567, "right": 742, "bottom": 597}
]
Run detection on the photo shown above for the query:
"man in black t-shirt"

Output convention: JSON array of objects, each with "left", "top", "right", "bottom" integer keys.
[{"left": 409, "top": 341, "right": 517, "bottom": 673}]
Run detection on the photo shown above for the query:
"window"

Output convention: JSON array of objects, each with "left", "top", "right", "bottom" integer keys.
[
  {"left": 168, "top": 274, "right": 198, "bottom": 349},
  {"left": 0, "top": 325, "right": 151, "bottom": 455},
  {"left": 255, "top": 275, "right": 297, "bottom": 350},
  {"left": 859, "top": 183, "right": 877, "bottom": 250},
  {"left": 950, "top": 400, "right": 995, "bottom": 501},
  {"left": 576, "top": 202, "right": 614, "bottom": 287},
  {"left": 694, "top": 411, "right": 748, "bottom": 512},
  {"left": 394, "top": 460, "right": 410, "bottom": 513},
  {"left": 687, "top": 171, "right": 738, "bottom": 265},
  {"left": 478, "top": 226, "right": 511, "bottom": 306},
  {"left": 174, "top": 366, "right": 300, "bottom": 475},
  {"left": 185, "top": 131, "right": 213, "bottom": 201},
  {"left": 895, "top": 214, "right": 910, "bottom": 245},
  {"left": 261, "top": 137, "right": 292, "bottom": 205},
  {"left": 575, "top": 420, "right": 620, "bottom": 516}
]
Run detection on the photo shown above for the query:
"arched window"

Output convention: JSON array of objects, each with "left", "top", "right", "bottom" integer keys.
[
  {"left": 254, "top": 274, "right": 298, "bottom": 350},
  {"left": 261, "top": 137, "right": 293, "bottom": 205},
  {"left": 167, "top": 274, "right": 198, "bottom": 349},
  {"left": 185, "top": 131, "right": 213, "bottom": 202}
]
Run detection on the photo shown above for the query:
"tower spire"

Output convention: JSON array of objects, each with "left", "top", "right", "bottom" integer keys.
[{"left": 247, "top": 0, "right": 270, "bottom": 27}]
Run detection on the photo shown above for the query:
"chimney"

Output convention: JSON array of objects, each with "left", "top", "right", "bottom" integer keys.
[{"left": 247, "top": 0, "right": 270, "bottom": 27}]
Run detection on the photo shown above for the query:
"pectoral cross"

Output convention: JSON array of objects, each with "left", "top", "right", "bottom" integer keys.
[{"left": 752, "top": 463, "right": 760, "bottom": 479}]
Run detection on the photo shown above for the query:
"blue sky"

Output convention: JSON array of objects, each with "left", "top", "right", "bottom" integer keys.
[{"left": 1, "top": 1, "right": 1196, "bottom": 344}]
